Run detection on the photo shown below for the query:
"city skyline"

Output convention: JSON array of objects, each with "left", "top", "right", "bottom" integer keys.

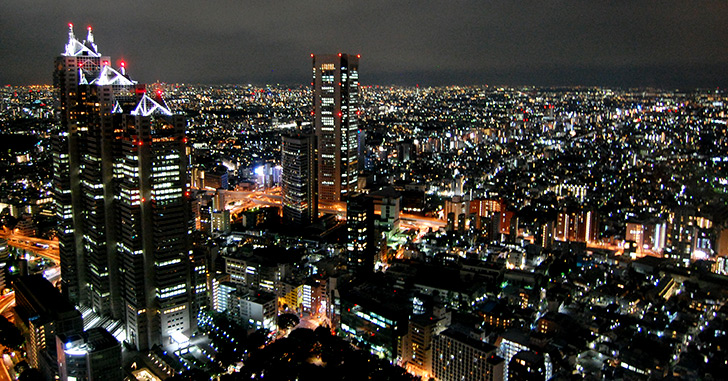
[
  {"left": 2, "top": 1, "right": 728, "bottom": 87},
  {"left": 1, "top": 10, "right": 728, "bottom": 380}
]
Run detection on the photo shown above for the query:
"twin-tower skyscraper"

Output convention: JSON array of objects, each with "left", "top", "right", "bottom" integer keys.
[{"left": 54, "top": 24, "right": 192, "bottom": 350}]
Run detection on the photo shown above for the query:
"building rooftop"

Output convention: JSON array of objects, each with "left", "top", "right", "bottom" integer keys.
[
  {"left": 439, "top": 328, "right": 498, "bottom": 354},
  {"left": 13, "top": 274, "right": 76, "bottom": 316}
]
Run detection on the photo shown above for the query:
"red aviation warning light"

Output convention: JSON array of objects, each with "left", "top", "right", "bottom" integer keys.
[
  {"left": 310, "top": 53, "right": 314, "bottom": 58},
  {"left": 357, "top": 54, "right": 361, "bottom": 58},
  {"left": 338, "top": 53, "right": 342, "bottom": 57},
  {"left": 68, "top": 23, "right": 73, "bottom": 28}
]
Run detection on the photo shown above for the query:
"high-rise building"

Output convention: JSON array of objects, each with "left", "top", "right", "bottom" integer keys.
[
  {"left": 554, "top": 208, "right": 598, "bottom": 243},
  {"left": 346, "top": 193, "right": 375, "bottom": 275},
  {"left": 312, "top": 53, "right": 360, "bottom": 202},
  {"left": 53, "top": 24, "right": 193, "bottom": 350},
  {"left": 115, "top": 109, "right": 191, "bottom": 350},
  {"left": 400, "top": 315, "right": 438, "bottom": 378},
  {"left": 281, "top": 132, "right": 317, "bottom": 226},
  {"left": 54, "top": 23, "right": 111, "bottom": 310}
]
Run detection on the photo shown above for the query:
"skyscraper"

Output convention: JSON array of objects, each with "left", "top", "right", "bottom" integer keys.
[
  {"left": 53, "top": 24, "right": 192, "bottom": 350},
  {"left": 54, "top": 23, "right": 113, "bottom": 311},
  {"left": 115, "top": 107, "right": 191, "bottom": 350},
  {"left": 281, "top": 132, "right": 317, "bottom": 226},
  {"left": 346, "top": 193, "right": 375, "bottom": 275},
  {"left": 55, "top": 24, "right": 141, "bottom": 317},
  {"left": 311, "top": 53, "right": 360, "bottom": 202}
]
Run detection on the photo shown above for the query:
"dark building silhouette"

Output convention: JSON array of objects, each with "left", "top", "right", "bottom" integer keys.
[
  {"left": 13, "top": 275, "right": 84, "bottom": 378},
  {"left": 508, "top": 350, "right": 547, "bottom": 381},
  {"left": 346, "top": 193, "right": 375, "bottom": 275}
]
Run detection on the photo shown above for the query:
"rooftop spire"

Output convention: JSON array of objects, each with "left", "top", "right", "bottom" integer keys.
[
  {"left": 86, "top": 26, "right": 94, "bottom": 44},
  {"left": 64, "top": 24, "right": 76, "bottom": 56},
  {"left": 85, "top": 25, "right": 98, "bottom": 54}
]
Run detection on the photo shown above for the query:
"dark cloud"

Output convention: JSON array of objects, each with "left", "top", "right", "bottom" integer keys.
[{"left": 1, "top": 0, "right": 727, "bottom": 87}]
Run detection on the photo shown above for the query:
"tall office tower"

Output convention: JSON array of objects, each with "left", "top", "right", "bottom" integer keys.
[
  {"left": 312, "top": 53, "right": 360, "bottom": 202},
  {"left": 346, "top": 193, "right": 375, "bottom": 275},
  {"left": 51, "top": 130, "right": 78, "bottom": 299},
  {"left": 281, "top": 132, "right": 317, "bottom": 226},
  {"left": 54, "top": 24, "right": 110, "bottom": 307},
  {"left": 54, "top": 24, "right": 192, "bottom": 350},
  {"left": 115, "top": 107, "right": 191, "bottom": 350},
  {"left": 54, "top": 24, "right": 139, "bottom": 313}
]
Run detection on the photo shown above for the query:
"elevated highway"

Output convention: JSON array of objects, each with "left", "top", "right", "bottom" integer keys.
[{"left": 0, "top": 230, "right": 59, "bottom": 263}]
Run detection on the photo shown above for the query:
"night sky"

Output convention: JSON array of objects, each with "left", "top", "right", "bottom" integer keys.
[{"left": 2, "top": 0, "right": 727, "bottom": 88}]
